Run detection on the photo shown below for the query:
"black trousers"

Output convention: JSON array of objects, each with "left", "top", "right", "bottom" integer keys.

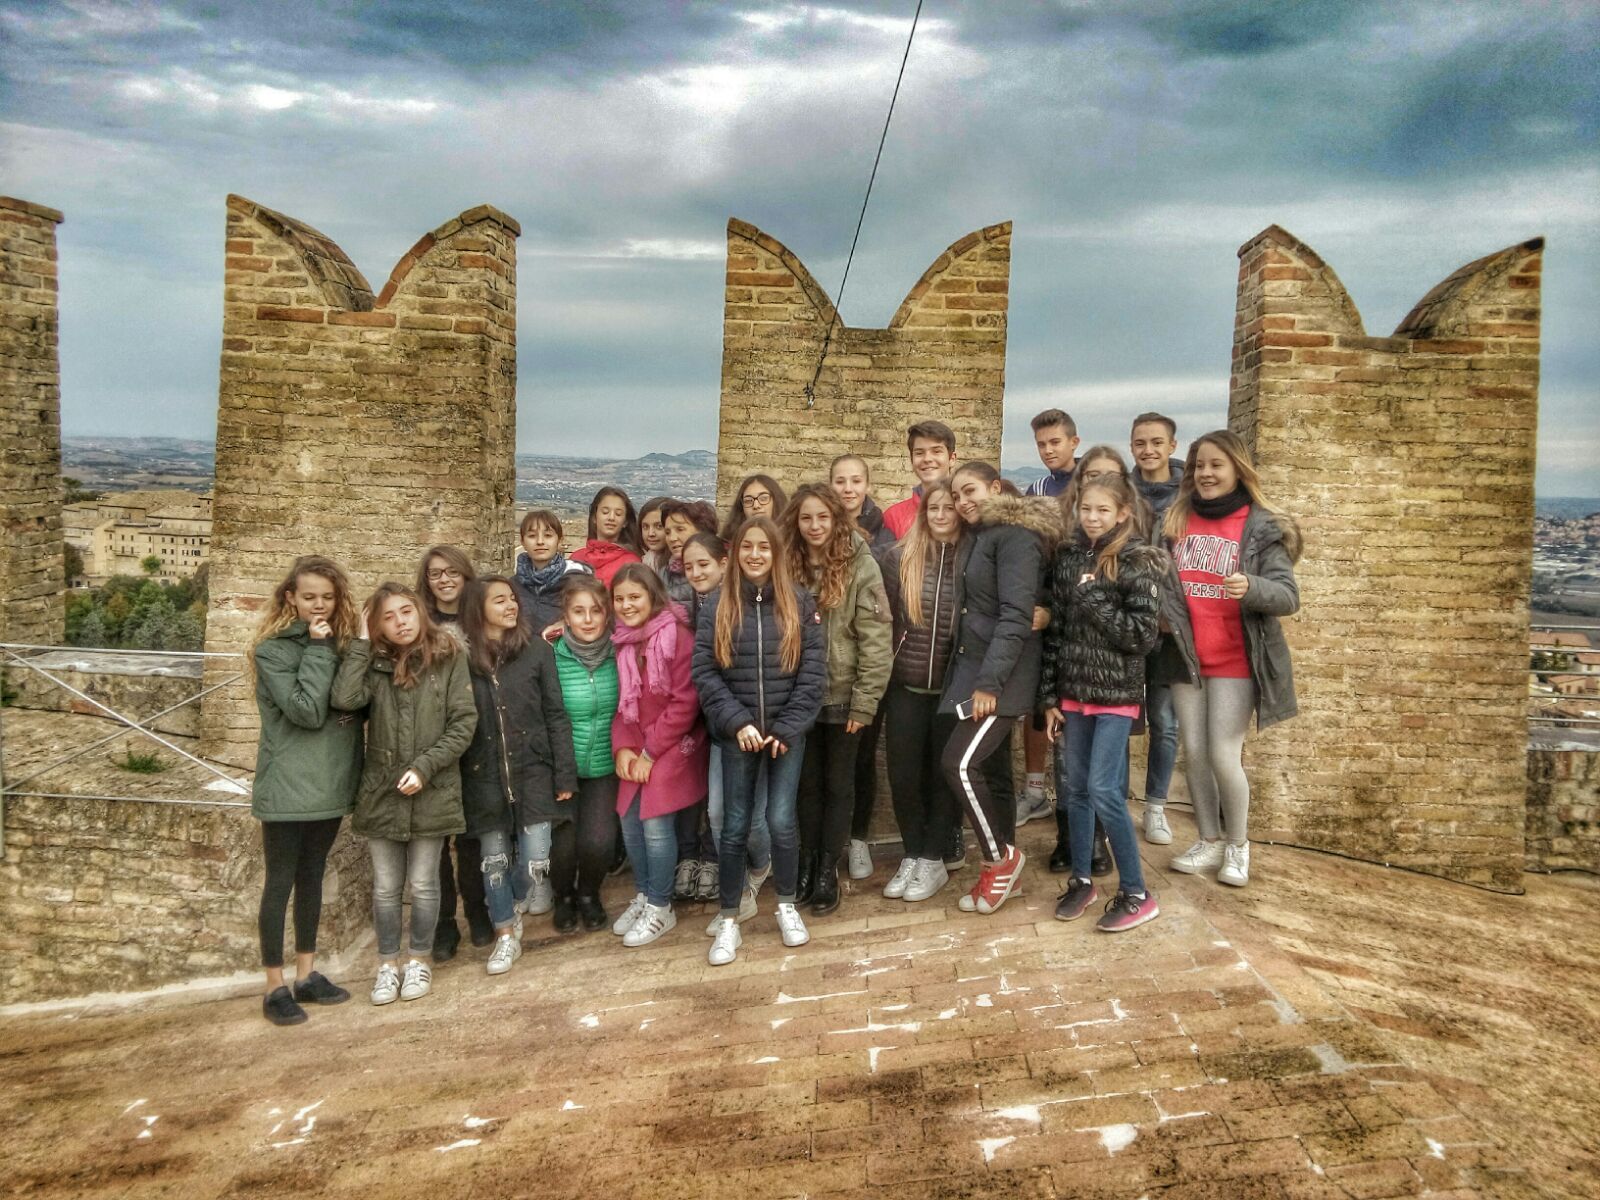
[
  {"left": 849, "top": 708, "right": 884, "bottom": 841},
  {"left": 551, "top": 775, "right": 620, "bottom": 900},
  {"left": 884, "top": 687, "right": 960, "bottom": 861},
  {"left": 258, "top": 817, "right": 342, "bottom": 969},
  {"left": 941, "top": 715, "right": 1019, "bottom": 863},
  {"left": 796, "top": 721, "right": 863, "bottom": 860},
  {"left": 675, "top": 797, "right": 716, "bottom": 860},
  {"left": 436, "top": 834, "right": 489, "bottom": 934}
]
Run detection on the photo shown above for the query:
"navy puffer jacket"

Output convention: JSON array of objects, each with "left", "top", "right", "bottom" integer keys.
[{"left": 692, "top": 579, "right": 826, "bottom": 745}]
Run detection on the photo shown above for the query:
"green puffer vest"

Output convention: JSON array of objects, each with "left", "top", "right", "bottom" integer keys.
[
  {"left": 553, "top": 636, "right": 620, "bottom": 779},
  {"left": 251, "top": 622, "right": 363, "bottom": 822}
]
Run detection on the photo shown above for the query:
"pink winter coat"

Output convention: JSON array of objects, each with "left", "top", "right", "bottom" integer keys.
[{"left": 611, "top": 616, "right": 708, "bottom": 820}]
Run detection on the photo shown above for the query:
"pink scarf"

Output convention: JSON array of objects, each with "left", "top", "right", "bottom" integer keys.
[{"left": 612, "top": 605, "right": 684, "bottom": 725}]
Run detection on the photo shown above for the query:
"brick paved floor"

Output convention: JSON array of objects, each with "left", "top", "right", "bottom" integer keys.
[{"left": 4, "top": 809, "right": 1585, "bottom": 1199}]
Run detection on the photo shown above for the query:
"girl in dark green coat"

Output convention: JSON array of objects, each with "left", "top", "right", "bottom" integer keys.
[
  {"left": 249, "top": 555, "right": 363, "bottom": 1027},
  {"left": 332, "top": 583, "right": 477, "bottom": 1007}
]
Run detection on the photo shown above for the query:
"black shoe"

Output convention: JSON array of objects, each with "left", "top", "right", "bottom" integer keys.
[
  {"left": 263, "top": 986, "right": 307, "bottom": 1026},
  {"left": 553, "top": 893, "right": 579, "bottom": 934},
  {"left": 577, "top": 893, "right": 608, "bottom": 932},
  {"left": 1049, "top": 810, "right": 1071, "bottom": 874},
  {"left": 1090, "top": 832, "right": 1113, "bottom": 878},
  {"left": 795, "top": 850, "right": 818, "bottom": 906},
  {"left": 944, "top": 824, "right": 968, "bottom": 868},
  {"left": 810, "top": 852, "right": 841, "bottom": 916},
  {"left": 292, "top": 971, "right": 350, "bottom": 1006},
  {"left": 432, "top": 921, "right": 461, "bottom": 963},
  {"left": 608, "top": 836, "right": 629, "bottom": 877},
  {"left": 467, "top": 913, "right": 496, "bottom": 948}
]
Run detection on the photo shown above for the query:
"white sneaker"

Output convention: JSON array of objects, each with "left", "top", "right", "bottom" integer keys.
[
  {"left": 847, "top": 839, "right": 873, "bottom": 880},
  {"left": 883, "top": 857, "right": 918, "bottom": 899},
  {"left": 623, "top": 903, "right": 677, "bottom": 947},
  {"left": 775, "top": 902, "right": 809, "bottom": 948},
  {"left": 486, "top": 933, "right": 522, "bottom": 975},
  {"left": 1217, "top": 842, "right": 1251, "bottom": 887},
  {"left": 399, "top": 958, "right": 432, "bottom": 1001},
  {"left": 613, "top": 892, "right": 649, "bottom": 937},
  {"left": 708, "top": 916, "right": 742, "bottom": 965},
  {"left": 1170, "top": 840, "right": 1225, "bottom": 875},
  {"left": 1143, "top": 806, "right": 1173, "bottom": 846},
  {"left": 747, "top": 861, "right": 772, "bottom": 895},
  {"left": 1015, "top": 789, "right": 1053, "bottom": 826},
  {"left": 704, "top": 886, "right": 757, "bottom": 935},
  {"left": 522, "top": 868, "right": 555, "bottom": 916},
  {"left": 370, "top": 963, "right": 400, "bottom": 1006},
  {"left": 902, "top": 858, "right": 949, "bottom": 902}
]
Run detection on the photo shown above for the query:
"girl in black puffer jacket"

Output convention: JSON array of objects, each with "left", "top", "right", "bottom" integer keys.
[
  {"left": 692, "top": 515, "right": 826, "bottom": 966},
  {"left": 1040, "top": 474, "right": 1163, "bottom": 934}
]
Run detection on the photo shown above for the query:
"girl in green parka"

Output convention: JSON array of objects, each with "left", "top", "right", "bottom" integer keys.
[
  {"left": 332, "top": 582, "right": 477, "bottom": 1007},
  {"left": 250, "top": 555, "right": 364, "bottom": 1027}
]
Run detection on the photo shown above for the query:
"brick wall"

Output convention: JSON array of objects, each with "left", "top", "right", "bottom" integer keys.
[
  {"left": 202, "top": 196, "right": 520, "bottom": 767},
  {"left": 0, "top": 196, "right": 65, "bottom": 647},
  {"left": 715, "top": 218, "right": 1009, "bottom": 509},
  {"left": 1230, "top": 225, "right": 1541, "bottom": 890},
  {"left": 1526, "top": 748, "right": 1600, "bottom": 874}
]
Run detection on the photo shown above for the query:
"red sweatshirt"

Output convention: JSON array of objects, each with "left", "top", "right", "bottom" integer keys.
[{"left": 1172, "top": 506, "right": 1250, "bottom": 678}]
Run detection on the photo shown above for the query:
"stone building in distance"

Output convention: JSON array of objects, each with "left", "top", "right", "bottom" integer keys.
[{"left": 62, "top": 490, "right": 212, "bottom": 585}]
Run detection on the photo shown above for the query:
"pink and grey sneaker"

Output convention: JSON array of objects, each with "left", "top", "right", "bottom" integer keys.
[
  {"left": 1054, "top": 877, "right": 1099, "bottom": 921},
  {"left": 1096, "top": 889, "right": 1159, "bottom": 933}
]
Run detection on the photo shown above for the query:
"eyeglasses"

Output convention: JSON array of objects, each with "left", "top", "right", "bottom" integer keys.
[
  {"left": 1079, "top": 470, "right": 1118, "bottom": 483},
  {"left": 741, "top": 492, "right": 773, "bottom": 510},
  {"left": 426, "top": 568, "right": 463, "bottom": 581}
]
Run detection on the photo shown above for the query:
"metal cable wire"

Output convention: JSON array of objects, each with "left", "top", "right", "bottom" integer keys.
[{"left": 804, "top": 0, "right": 925, "bottom": 408}]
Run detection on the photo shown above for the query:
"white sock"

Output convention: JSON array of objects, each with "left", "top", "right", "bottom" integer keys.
[{"left": 1024, "top": 772, "right": 1046, "bottom": 796}]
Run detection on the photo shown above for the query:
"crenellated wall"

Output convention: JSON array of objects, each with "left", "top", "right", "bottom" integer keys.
[
  {"left": 715, "top": 218, "right": 1010, "bottom": 508},
  {"left": 0, "top": 197, "right": 65, "bottom": 648},
  {"left": 1230, "top": 226, "right": 1541, "bottom": 891},
  {"left": 201, "top": 196, "right": 520, "bottom": 766}
]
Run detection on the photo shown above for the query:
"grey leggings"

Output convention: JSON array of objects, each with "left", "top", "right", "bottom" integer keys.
[{"left": 1171, "top": 677, "right": 1255, "bottom": 844}]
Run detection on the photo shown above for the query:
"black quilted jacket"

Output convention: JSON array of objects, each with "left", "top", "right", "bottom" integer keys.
[
  {"left": 1039, "top": 532, "right": 1165, "bottom": 709},
  {"left": 881, "top": 538, "right": 962, "bottom": 692},
  {"left": 691, "top": 579, "right": 826, "bottom": 745}
]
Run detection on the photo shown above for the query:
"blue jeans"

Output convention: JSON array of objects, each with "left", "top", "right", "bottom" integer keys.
[
  {"left": 369, "top": 836, "right": 444, "bottom": 959},
  {"left": 707, "top": 740, "right": 772, "bottom": 870},
  {"left": 621, "top": 795, "right": 680, "bottom": 907},
  {"left": 1144, "top": 683, "right": 1178, "bottom": 802},
  {"left": 1058, "top": 711, "right": 1146, "bottom": 895},
  {"left": 478, "top": 821, "right": 552, "bottom": 929},
  {"left": 718, "top": 734, "right": 805, "bottom": 912}
]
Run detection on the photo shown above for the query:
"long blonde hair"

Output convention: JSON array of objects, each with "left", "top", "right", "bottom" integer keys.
[
  {"left": 780, "top": 483, "right": 855, "bottom": 612},
  {"left": 715, "top": 516, "right": 803, "bottom": 674},
  {"left": 247, "top": 556, "right": 358, "bottom": 682},
  {"left": 1162, "top": 430, "right": 1298, "bottom": 561},
  {"left": 1077, "top": 476, "right": 1140, "bottom": 583},
  {"left": 898, "top": 478, "right": 957, "bottom": 627}
]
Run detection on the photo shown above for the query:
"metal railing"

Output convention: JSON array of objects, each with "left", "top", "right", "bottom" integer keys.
[{"left": 0, "top": 642, "right": 254, "bottom": 854}]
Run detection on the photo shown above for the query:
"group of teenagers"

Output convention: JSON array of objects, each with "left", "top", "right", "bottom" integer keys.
[{"left": 248, "top": 408, "right": 1302, "bottom": 1027}]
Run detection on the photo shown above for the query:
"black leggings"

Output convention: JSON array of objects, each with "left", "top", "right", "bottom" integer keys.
[
  {"left": 436, "top": 834, "right": 488, "bottom": 933},
  {"left": 941, "top": 715, "right": 1018, "bottom": 863},
  {"left": 849, "top": 709, "right": 884, "bottom": 841},
  {"left": 550, "top": 775, "right": 620, "bottom": 900},
  {"left": 258, "top": 817, "right": 342, "bottom": 969},
  {"left": 797, "top": 722, "right": 863, "bottom": 860},
  {"left": 675, "top": 797, "right": 716, "bottom": 860},
  {"left": 884, "top": 687, "right": 959, "bottom": 861}
]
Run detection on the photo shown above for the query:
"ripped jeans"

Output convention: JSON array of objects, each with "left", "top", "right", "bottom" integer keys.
[{"left": 478, "top": 821, "right": 552, "bottom": 929}]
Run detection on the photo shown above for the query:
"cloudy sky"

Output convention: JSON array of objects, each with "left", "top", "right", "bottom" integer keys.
[{"left": 3, "top": 0, "right": 1597, "bottom": 492}]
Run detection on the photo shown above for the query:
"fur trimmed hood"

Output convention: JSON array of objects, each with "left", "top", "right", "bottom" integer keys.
[
  {"left": 1249, "top": 508, "right": 1303, "bottom": 565},
  {"left": 974, "top": 493, "right": 1065, "bottom": 548}
]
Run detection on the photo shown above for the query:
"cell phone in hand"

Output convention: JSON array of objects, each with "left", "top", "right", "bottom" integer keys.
[{"left": 954, "top": 698, "right": 974, "bottom": 721}]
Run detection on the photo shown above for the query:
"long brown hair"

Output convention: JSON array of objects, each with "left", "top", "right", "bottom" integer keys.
[
  {"left": 780, "top": 482, "right": 855, "bottom": 612},
  {"left": 415, "top": 544, "right": 476, "bottom": 619},
  {"left": 1061, "top": 445, "right": 1154, "bottom": 539},
  {"left": 715, "top": 516, "right": 803, "bottom": 673},
  {"left": 1077, "top": 476, "right": 1140, "bottom": 583},
  {"left": 365, "top": 582, "right": 458, "bottom": 689},
  {"left": 247, "top": 555, "right": 358, "bottom": 681},
  {"left": 612, "top": 561, "right": 687, "bottom": 629},
  {"left": 721, "top": 473, "right": 787, "bottom": 543},
  {"left": 586, "top": 486, "right": 642, "bottom": 553},
  {"left": 898, "top": 478, "right": 958, "bottom": 627},
  {"left": 459, "top": 575, "right": 532, "bottom": 675},
  {"left": 1161, "top": 430, "right": 1298, "bottom": 560}
]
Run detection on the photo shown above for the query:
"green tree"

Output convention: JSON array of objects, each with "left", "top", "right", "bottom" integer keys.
[
  {"left": 140, "top": 554, "right": 163, "bottom": 576},
  {"left": 64, "top": 542, "right": 85, "bottom": 583},
  {"left": 72, "top": 608, "right": 110, "bottom": 648},
  {"left": 62, "top": 476, "right": 100, "bottom": 504}
]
